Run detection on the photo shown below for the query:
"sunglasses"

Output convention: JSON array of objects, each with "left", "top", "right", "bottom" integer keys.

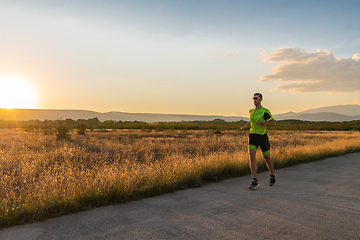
[{"left": 252, "top": 97, "right": 260, "bottom": 100}]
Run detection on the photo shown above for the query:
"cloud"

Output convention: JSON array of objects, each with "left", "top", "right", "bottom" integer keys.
[
  {"left": 353, "top": 53, "right": 360, "bottom": 61},
  {"left": 211, "top": 51, "right": 240, "bottom": 60},
  {"left": 259, "top": 48, "right": 360, "bottom": 93}
]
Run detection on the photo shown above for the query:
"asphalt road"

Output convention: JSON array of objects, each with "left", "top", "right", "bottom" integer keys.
[{"left": 1, "top": 153, "right": 359, "bottom": 240}]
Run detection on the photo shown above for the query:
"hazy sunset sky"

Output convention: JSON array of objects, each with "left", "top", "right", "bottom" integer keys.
[{"left": 1, "top": 0, "right": 360, "bottom": 117}]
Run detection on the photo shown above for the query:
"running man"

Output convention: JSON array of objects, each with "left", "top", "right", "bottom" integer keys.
[{"left": 241, "top": 93, "right": 276, "bottom": 190}]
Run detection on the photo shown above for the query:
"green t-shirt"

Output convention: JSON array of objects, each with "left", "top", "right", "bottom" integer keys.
[{"left": 249, "top": 107, "right": 274, "bottom": 135}]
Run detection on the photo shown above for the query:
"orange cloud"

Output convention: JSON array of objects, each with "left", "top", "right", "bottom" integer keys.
[
  {"left": 353, "top": 53, "right": 360, "bottom": 61},
  {"left": 259, "top": 48, "right": 360, "bottom": 93}
]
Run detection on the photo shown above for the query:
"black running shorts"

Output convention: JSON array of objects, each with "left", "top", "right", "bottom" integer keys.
[{"left": 248, "top": 133, "right": 271, "bottom": 155}]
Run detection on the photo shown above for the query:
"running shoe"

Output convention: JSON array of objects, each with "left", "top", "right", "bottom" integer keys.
[
  {"left": 249, "top": 180, "right": 259, "bottom": 190},
  {"left": 270, "top": 174, "right": 276, "bottom": 186}
]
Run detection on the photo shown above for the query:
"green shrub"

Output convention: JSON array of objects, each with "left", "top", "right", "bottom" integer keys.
[
  {"left": 54, "top": 120, "right": 71, "bottom": 140},
  {"left": 76, "top": 123, "right": 87, "bottom": 135}
]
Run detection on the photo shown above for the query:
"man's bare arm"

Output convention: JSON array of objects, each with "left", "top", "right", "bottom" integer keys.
[
  {"left": 241, "top": 122, "right": 251, "bottom": 130},
  {"left": 255, "top": 119, "right": 276, "bottom": 127}
]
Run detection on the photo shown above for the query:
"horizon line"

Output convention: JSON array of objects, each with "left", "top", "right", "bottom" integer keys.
[{"left": 1, "top": 103, "right": 359, "bottom": 117}]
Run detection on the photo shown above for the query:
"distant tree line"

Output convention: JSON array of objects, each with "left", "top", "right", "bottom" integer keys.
[
  {"left": 1, "top": 117, "right": 360, "bottom": 132},
  {"left": 270, "top": 119, "right": 360, "bottom": 131}
]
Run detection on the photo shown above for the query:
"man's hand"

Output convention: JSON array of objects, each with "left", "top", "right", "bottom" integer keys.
[{"left": 255, "top": 122, "right": 262, "bottom": 126}]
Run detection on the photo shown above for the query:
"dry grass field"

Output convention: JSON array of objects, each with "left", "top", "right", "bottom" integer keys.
[{"left": 1, "top": 129, "right": 360, "bottom": 227}]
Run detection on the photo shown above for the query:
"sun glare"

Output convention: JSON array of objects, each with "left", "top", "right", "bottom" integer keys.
[{"left": 0, "top": 75, "right": 37, "bottom": 109}]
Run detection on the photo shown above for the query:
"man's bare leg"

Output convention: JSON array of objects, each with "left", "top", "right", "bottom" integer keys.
[
  {"left": 263, "top": 153, "right": 275, "bottom": 175},
  {"left": 264, "top": 153, "right": 276, "bottom": 186},
  {"left": 249, "top": 149, "right": 257, "bottom": 179},
  {"left": 249, "top": 149, "right": 260, "bottom": 189}
]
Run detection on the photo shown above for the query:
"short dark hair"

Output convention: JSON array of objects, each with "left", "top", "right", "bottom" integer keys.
[{"left": 254, "top": 93, "right": 263, "bottom": 99}]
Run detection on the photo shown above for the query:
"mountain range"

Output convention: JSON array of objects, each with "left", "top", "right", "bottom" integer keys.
[
  {"left": 0, "top": 104, "right": 359, "bottom": 122},
  {"left": 274, "top": 104, "right": 360, "bottom": 121}
]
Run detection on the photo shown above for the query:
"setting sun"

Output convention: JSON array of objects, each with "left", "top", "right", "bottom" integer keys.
[{"left": 0, "top": 75, "right": 37, "bottom": 109}]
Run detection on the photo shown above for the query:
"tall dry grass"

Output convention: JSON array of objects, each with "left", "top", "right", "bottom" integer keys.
[{"left": 1, "top": 129, "right": 360, "bottom": 227}]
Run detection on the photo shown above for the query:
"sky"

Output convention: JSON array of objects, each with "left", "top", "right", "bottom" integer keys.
[{"left": 0, "top": 0, "right": 360, "bottom": 117}]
